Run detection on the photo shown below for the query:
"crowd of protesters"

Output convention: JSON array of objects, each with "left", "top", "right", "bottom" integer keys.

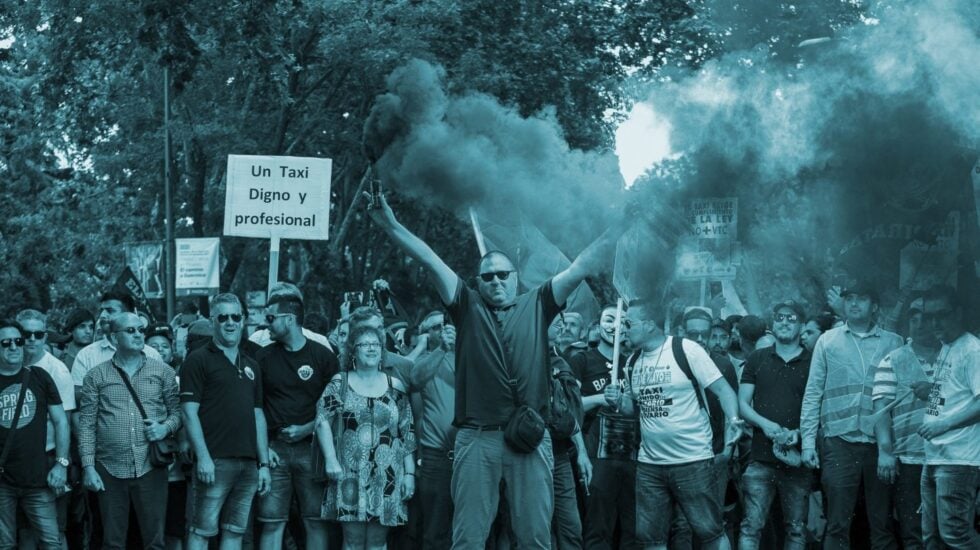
[{"left": 0, "top": 195, "right": 977, "bottom": 550}]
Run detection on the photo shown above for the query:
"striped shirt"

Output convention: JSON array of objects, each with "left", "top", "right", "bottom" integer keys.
[
  {"left": 800, "top": 323, "right": 903, "bottom": 451},
  {"left": 77, "top": 354, "right": 181, "bottom": 479},
  {"left": 871, "top": 344, "right": 935, "bottom": 464}
]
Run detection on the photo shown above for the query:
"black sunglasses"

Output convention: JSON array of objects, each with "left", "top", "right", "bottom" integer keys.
[
  {"left": 115, "top": 327, "right": 146, "bottom": 335},
  {"left": 773, "top": 313, "right": 800, "bottom": 323},
  {"left": 23, "top": 330, "right": 47, "bottom": 340},
  {"left": 479, "top": 271, "right": 513, "bottom": 283},
  {"left": 216, "top": 314, "right": 244, "bottom": 324},
  {"left": 1, "top": 338, "right": 25, "bottom": 349},
  {"left": 264, "top": 313, "right": 291, "bottom": 325}
]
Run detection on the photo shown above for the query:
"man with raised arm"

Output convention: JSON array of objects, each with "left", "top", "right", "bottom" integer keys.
[{"left": 366, "top": 193, "right": 611, "bottom": 549}]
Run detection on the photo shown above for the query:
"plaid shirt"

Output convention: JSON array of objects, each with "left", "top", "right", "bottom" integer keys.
[{"left": 78, "top": 354, "right": 181, "bottom": 479}]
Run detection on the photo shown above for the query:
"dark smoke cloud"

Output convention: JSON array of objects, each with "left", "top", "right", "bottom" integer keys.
[
  {"left": 630, "top": 0, "right": 979, "bottom": 312},
  {"left": 364, "top": 59, "right": 625, "bottom": 252}
]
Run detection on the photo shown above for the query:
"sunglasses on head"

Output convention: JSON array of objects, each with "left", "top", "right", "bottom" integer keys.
[
  {"left": 115, "top": 326, "right": 146, "bottom": 335},
  {"left": 479, "top": 271, "right": 513, "bottom": 283},
  {"left": 1, "top": 338, "right": 25, "bottom": 349},
  {"left": 23, "top": 331, "right": 47, "bottom": 340},
  {"left": 216, "top": 313, "right": 244, "bottom": 324}
]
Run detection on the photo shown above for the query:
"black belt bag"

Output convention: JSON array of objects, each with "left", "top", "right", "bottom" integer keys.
[{"left": 504, "top": 403, "right": 546, "bottom": 454}]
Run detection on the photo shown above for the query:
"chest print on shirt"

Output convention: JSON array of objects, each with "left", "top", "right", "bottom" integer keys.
[
  {"left": 243, "top": 366, "right": 255, "bottom": 381},
  {"left": 297, "top": 365, "right": 314, "bottom": 381}
]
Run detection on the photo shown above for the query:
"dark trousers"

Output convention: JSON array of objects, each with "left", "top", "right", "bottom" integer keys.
[
  {"left": 419, "top": 446, "right": 454, "bottom": 549},
  {"left": 551, "top": 445, "right": 583, "bottom": 549},
  {"left": 895, "top": 463, "right": 923, "bottom": 550},
  {"left": 820, "top": 437, "right": 896, "bottom": 550},
  {"left": 583, "top": 458, "right": 636, "bottom": 550},
  {"left": 95, "top": 463, "right": 168, "bottom": 550}
]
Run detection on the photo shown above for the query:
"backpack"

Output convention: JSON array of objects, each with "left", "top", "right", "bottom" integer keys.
[{"left": 548, "top": 348, "right": 584, "bottom": 440}]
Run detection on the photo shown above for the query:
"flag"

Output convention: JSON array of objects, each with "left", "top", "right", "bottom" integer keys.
[{"left": 114, "top": 266, "right": 156, "bottom": 322}]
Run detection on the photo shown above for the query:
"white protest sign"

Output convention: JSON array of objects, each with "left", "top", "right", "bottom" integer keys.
[
  {"left": 175, "top": 238, "right": 221, "bottom": 296},
  {"left": 223, "top": 155, "right": 332, "bottom": 240},
  {"left": 687, "top": 198, "right": 737, "bottom": 239}
]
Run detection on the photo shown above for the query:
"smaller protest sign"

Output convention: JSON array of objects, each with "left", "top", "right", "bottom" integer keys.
[{"left": 175, "top": 238, "right": 221, "bottom": 297}]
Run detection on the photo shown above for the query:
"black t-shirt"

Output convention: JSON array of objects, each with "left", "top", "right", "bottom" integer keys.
[
  {"left": 565, "top": 346, "right": 620, "bottom": 456},
  {"left": 0, "top": 367, "right": 62, "bottom": 488},
  {"left": 180, "top": 342, "right": 263, "bottom": 460},
  {"left": 446, "top": 277, "right": 562, "bottom": 427},
  {"left": 257, "top": 339, "right": 338, "bottom": 434},
  {"left": 741, "top": 346, "right": 811, "bottom": 465},
  {"left": 706, "top": 351, "right": 739, "bottom": 454}
]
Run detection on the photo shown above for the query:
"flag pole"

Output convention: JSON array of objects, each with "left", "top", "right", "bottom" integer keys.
[
  {"left": 469, "top": 207, "right": 488, "bottom": 256},
  {"left": 610, "top": 297, "right": 625, "bottom": 386}
]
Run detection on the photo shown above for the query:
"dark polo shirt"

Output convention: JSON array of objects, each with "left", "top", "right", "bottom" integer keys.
[
  {"left": 741, "top": 346, "right": 811, "bottom": 465},
  {"left": 446, "top": 276, "right": 563, "bottom": 427},
  {"left": 180, "top": 342, "right": 263, "bottom": 460}
]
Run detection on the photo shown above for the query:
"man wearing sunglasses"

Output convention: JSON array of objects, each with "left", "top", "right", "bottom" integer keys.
[
  {"left": 366, "top": 192, "right": 612, "bottom": 549},
  {"left": 0, "top": 318, "right": 69, "bottom": 550},
  {"left": 77, "top": 312, "right": 181, "bottom": 549},
  {"left": 249, "top": 282, "right": 333, "bottom": 351},
  {"left": 71, "top": 291, "right": 161, "bottom": 396},
  {"left": 180, "top": 293, "right": 272, "bottom": 550}
]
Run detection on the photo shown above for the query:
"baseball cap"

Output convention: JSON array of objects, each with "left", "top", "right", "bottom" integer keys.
[
  {"left": 711, "top": 318, "right": 732, "bottom": 334},
  {"left": 63, "top": 308, "right": 95, "bottom": 333},
  {"left": 145, "top": 323, "right": 174, "bottom": 342},
  {"left": 772, "top": 300, "right": 807, "bottom": 322},
  {"left": 841, "top": 280, "right": 880, "bottom": 304}
]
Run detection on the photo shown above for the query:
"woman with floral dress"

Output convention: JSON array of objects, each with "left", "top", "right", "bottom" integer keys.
[{"left": 316, "top": 324, "right": 416, "bottom": 550}]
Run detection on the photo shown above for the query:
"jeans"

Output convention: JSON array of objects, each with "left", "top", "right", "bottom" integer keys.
[
  {"left": 0, "top": 481, "right": 60, "bottom": 550},
  {"left": 635, "top": 459, "right": 724, "bottom": 546},
  {"left": 894, "top": 463, "right": 923, "bottom": 550},
  {"left": 256, "top": 438, "right": 325, "bottom": 522},
  {"left": 584, "top": 458, "right": 636, "bottom": 550},
  {"left": 95, "top": 463, "right": 168, "bottom": 550},
  {"left": 188, "top": 457, "right": 259, "bottom": 538},
  {"left": 451, "top": 428, "right": 554, "bottom": 549},
  {"left": 819, "top": 437, "right": 897, "bottom": 550},
  {"left": 737, "top": 461, "right": 810, "bottom": 550},
  {"left": 920, "top": 464, "right": 980, "bottom": 550},
  {"left": 419, "top": 446, "right": 454, "bottom": 549},
  {"left": 551, "top": 445, "right": 583, "bottom": 549}
]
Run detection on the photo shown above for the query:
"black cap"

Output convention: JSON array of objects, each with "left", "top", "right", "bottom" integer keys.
[
  {"left": 841, "top": 280, "right": 880, "bottom": 304},
  {"left": 63, "top": 308, "right": 95, "bottom": 333},
  {"left": 145, "top": 323, "right": 173, "bottom": 342},
  {"left": 772, "top": 300, "right": 807, "bottom": 322}
]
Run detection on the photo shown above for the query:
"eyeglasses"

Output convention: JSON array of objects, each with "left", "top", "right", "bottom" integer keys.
[
  {"left": 479, "top": 271, "right": 513, "bottom": 282},
  {"left": 114, "top": 327, "right": 146, "bottom": 335},
  {"left": 1, "top": 338, "right": 25, "bottom": 349},
  {"left": 773, "top": 313, "right": 800, "bottom": 323},
  {"left": 23, "top": 331, "right": 47, "bottom": 340},
  {"left": 264, "top": 313, "right": 290, "bottom": 325},
  {"left": 215, "top": 313, "right": 244, "bottom": 324},
  {"left": 355, "top": 342, "right": 382, "bottom": 350}
]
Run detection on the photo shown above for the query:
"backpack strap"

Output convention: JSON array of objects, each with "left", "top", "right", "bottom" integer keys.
[
  {"left": 671, "top": 337, "right": 708, "bottom": 413},
  {"left": 0, "top": 367, "right": 32, "bottom": 473}
]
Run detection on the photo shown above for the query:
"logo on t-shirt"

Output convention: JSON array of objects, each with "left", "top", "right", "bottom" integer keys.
[
  {"left": 297, "top": 365, "right": 314, "bottom": 381},
  {"left": 243, "top": 366, "right": 255, "bottom": 381},
  {"left": 0, "top": 385, "right": 36, "bottom": 429}
]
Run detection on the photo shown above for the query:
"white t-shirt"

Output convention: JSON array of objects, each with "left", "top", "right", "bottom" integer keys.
[
  {"left": 630, "top": 337, "right": 722, "bottom": 465},
  {"left": 922, "top": 333, "right": 980, "bottom": 466},
  {"left": 31, "top": 352, "right": 75, "bottom": 452}
]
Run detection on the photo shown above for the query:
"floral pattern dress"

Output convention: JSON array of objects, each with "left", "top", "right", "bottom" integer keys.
[{"left": 318, "top": 373, "right": 415, "bottom": 526}]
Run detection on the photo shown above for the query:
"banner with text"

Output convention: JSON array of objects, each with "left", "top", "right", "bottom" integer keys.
[
  {"left": 124, "top": 241, "right": 164, "bottom": 299},
  {"left": 175, "top": 238, "right": 221, "bottom": 297},
  {"left": 223, "top": 155, "right": 332, "bottom": 240}
]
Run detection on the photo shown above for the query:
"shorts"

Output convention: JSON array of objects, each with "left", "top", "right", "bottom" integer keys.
[
  {"left": 187, "top": 458, "right": 258, "bottom": 538},
  {"left": 635, "top": 459, "right": 724, "bottom": 546},
  {"left": 256, "top": 438, "right": 326, "bottom": 522}
]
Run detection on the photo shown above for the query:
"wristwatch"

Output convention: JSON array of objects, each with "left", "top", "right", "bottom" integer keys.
[{"left": 55, "top": 457, "right": 70, "bottom": 467}]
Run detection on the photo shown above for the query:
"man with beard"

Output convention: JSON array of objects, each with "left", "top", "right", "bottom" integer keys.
[
  {"left": 737, "top": 301, "right": 813, "bottom": 550},
  {"left": 800, "top": 281, "right": 903, "bottom": 549},
  {"left": 61, "top": 309, "right": 95, "bottom": 374},
  {"left": 255, "top": 294, "right": 338, "bottom": 550},
  {"left": 565, "top": 304, "right": 638, "bottom": 550}
]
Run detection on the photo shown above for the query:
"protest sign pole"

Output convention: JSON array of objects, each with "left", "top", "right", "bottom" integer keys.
[
  {"left": 268, "top": 236, "right": 280, "bottom": 297},
  {"left": 699, "top": 278, "right": 707, "bottom": 307},
  {"left": 469, "top": 207, "right": 488, "bottom": 256},
  {"left": 610, "top": 297, "right": 624, "bottom": 386}
]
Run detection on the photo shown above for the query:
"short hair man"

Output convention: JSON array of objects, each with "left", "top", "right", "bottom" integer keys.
[
  {"left": 249, "top": 282, "right": 333, "bottom": 350},
  {"left": 799, "top": 280, "right": 904, "bottom": 549},
  {"left": 408, "top": 311, "right": 458, "bottom": 548},
  {"left": 564, "top": 304, "right": 639, "bottom": 549},
  {"left": 61, "top": 308, "right": 95, "bottom": 372},
  {"left": 180, "top": 294, "right": 272, "bottom": 550},
  {"left": 77, "top": 312, "right": 181, "bottom": 549},
  {"left": 0, "top": 318, "right": 70, "bottom": 550},
  {"left": 737, "top": 301, "right": 813, "bottom": 549},
  {"left": 15, "top": 309, "right": 77, "bottom": 544},
  {"left": 255, "top": 294, "right": 339, "bottom": 550},
  {"left": 71, "top": 292, "right": 161, "bottom": 391},
  {"left": 367, "top": 192, "right": 610, "bottom": 548},
  {"left": 605, "top": 301, "right": 743, "bottom": 550},
  {"left": 915, "top": 285, "right": 980, "bottom": 549}
]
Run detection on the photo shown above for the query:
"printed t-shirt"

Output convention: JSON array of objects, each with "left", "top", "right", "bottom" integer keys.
[
  {"left": 446, "top": 277, "right": 562, "bottom": 427},
  {"left": 630, "top": 337, "right": 721, "bottom": 465},
  {"left": 922, "top": 333, "right": 980, "bottom": 466},
  {"left": 565, "top": 346, "right": 637, "bottom": 459},
  {"left": 258, "top": 339, "right": 338, "bottom": 434},
  {"left": 741, "top": 346, "right": 811, "bottom": 465},
  {"left": 180, "top": 342, "right": 263, "bottom": 460},
  {"left": 0, "top": 367, "right": 62, "bottom": 487},
  {"left": 871, "top": 344, "right": 934, "bottom": 464}
]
